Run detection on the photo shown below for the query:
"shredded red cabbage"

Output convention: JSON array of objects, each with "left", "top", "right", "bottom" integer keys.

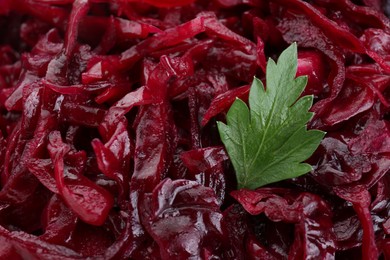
[{"left": 0, "top": 0, "right": 389, "bottom": 259}]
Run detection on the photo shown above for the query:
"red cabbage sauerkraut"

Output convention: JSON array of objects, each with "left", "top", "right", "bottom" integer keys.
[{"left": 0, "top": 0, "right": 389, "bottom": 259}]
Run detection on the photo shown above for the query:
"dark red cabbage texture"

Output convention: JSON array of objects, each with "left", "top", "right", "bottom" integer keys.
[{"left": 0, "top": 0, "right": 389, "bottom": 259}]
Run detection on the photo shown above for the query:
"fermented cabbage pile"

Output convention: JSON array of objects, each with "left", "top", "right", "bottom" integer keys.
[{"left": 0, "top": 0, "right": 389, "bottom": 259}]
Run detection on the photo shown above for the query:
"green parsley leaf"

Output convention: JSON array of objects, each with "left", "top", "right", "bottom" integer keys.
[{"left": 217, "top": 43, "right": 325, "bottom": 190}]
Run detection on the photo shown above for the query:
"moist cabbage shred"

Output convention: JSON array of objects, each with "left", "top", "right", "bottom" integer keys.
[{"left": 0, "top": 0, "right": 389, "bottom": 259}]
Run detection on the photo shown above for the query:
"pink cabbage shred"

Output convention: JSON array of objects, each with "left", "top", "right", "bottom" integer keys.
[{"left": 0, "top": 0, "right": 389, "bottom": 259}]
